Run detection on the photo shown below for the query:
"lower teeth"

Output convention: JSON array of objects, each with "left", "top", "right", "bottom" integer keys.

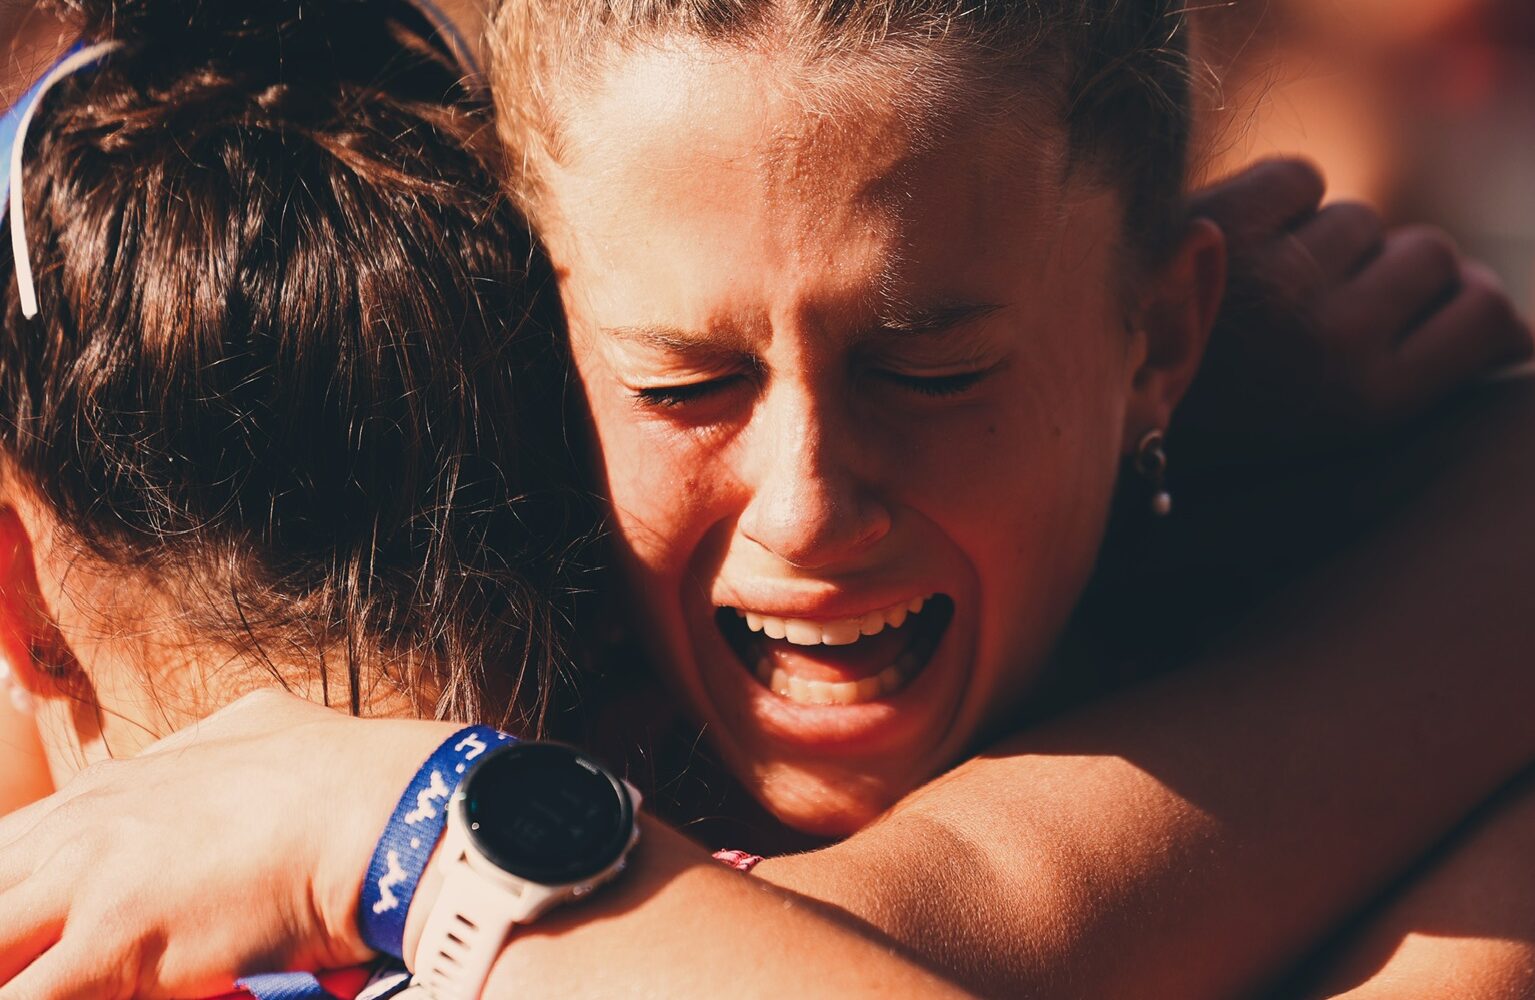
[{"left": 757, "top": 659, "right": 912, "bottom": 705}]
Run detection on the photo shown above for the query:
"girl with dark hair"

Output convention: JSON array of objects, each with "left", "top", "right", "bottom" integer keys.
[
  {"left": 3, "top": 1, "right": 1535, "bottom": 998},
  {"left": 0, "top": 0, "right": 584, "bottom": 726},
  {"left": 0, "top": 0, "right": 964, "bottom": 996}
]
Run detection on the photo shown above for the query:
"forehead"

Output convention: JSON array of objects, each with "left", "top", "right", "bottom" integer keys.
[{"left": 542, "top": 41, "right": 1112, "bottom": 328}]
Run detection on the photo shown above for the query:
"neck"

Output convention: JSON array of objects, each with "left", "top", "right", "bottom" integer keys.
[{"left": 31, "top": 635, "right": 423, "bottom": 783}]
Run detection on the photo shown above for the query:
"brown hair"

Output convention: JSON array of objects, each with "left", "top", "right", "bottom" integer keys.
[
  {"left": 0, "top": 0, "right": 584, "bottom": 731},
  {"left": 491, "top": 0, "right": 1194, "bottom": 260}
]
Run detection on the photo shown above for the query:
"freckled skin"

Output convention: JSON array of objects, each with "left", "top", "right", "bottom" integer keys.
[{"left": 539, "top": 44, "right": 1181, "bottom": 834}]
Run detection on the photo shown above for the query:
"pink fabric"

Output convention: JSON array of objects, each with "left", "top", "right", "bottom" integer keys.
[{"left": 712, "top": 848, "right": 765, "bottom": 873}]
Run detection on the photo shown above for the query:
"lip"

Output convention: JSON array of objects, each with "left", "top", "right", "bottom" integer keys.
[
  {"left": 711, "top": 583, "right": 935, "bottom": 623},
  {"left": 690, "top": 586, "right": 972, "bottom": 757}
]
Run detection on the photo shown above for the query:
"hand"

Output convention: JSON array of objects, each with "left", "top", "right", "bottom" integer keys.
[
  {"left": 0, "top": 690, "right": 451, "bottom": 999},
  {"left": 1176, "top": 158, "right": 1533, "bottom": 458}
]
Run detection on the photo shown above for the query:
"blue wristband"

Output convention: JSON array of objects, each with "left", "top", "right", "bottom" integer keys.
[
  {"left": 235, "top": 973, "right": 336, "bottom": 1000},
  {"left": 358, "top": 725, "right": 513, "bottom": 959}
]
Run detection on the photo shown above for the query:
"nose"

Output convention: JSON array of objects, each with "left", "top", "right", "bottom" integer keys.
[{"left": 736, "top": 382, "right": 892, "bottom": 570}]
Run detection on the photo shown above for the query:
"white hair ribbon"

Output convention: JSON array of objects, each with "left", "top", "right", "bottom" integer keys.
[
  {"left": 5, "top": 7, "right": 472, "bottom": 321},
  {"left": 6, "top": 40, "right": 123, "bottom": 320}
]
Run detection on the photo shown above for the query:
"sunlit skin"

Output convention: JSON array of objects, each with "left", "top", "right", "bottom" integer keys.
[{"left": 540, "top": 43, "right": 1219, "bottom": 834}]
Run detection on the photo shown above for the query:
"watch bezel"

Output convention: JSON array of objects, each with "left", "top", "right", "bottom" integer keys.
[{"left": 455, "top": 741, "right": 636, "bottom": 887}]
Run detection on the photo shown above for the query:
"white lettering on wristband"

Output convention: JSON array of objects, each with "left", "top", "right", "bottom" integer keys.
[
  {"left": 404, "top": 770, "right": 451, "bottom": 826},
  {"left": 373, "top": 850, "right": 409, "bottom": 915},
  {"left": 454, "top": 733, "right": 488, "bottom": 760}
]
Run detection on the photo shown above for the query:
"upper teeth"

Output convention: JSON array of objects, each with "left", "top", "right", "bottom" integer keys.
[{"left": 734, "top": 595, "right": 931, "bottom": 647}]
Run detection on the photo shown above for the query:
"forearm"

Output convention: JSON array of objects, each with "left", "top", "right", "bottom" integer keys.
[
  {"left": 403, "top": 818, "right": 970, "bottom": 999},
  {"left": 1328, "top": 942, "right": 1535, "bottom": 1000},
  {"left": 1309, "top": 769, "right": 1535, "bottom": 1000},
  {"left": 758, "top": 381, "right": 1535, "bottom": 997}
]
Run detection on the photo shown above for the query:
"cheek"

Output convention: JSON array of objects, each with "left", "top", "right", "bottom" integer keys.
[
  {"left": 576, "top": 366, "right": 733, "bottom": 582},
  {"left": 910, "top": 351, "right": 1126, "bottom": 543},
  {"left": 920, "top": 343, "right": 1129, "bottom": 656}
]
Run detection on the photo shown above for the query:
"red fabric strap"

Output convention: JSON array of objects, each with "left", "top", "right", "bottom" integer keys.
[
  {"left": 208, "top": 968, "right": 373, "bottom": 1000},
  {"left": 712, "top": 848, "right": 765, "bottom": 873}
]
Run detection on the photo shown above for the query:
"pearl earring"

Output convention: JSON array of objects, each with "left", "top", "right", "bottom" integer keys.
[{"left": 1134, "top": 429, "right": 1172, "bottom": 517}]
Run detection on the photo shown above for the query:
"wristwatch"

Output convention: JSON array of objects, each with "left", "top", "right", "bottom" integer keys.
[{"left": 411, "top": 741, "right": 642, "bottom": 999}]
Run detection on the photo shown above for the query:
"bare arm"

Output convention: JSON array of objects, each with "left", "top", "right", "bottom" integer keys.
[
  {"left": 1312, "top": 769, "right": 1535, "bottom": 1000},
  {"left": 0, "top": 705, "right": 969, "bottom": 998},
  {"left": 464, "top": 819, "right": 970, "bottom": 1000}
]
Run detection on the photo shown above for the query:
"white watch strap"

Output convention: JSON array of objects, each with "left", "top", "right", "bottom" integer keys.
[
  {"left": 412, "top": 852, "right": 531, "bottom": 1000},
  {"left": 411, "top": 776, "right": 641, "bottom": 1000}
]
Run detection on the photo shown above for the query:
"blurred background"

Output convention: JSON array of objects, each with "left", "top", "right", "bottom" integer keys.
[
  {"left": 1193, "top": 0, "right": 1535, "bottom": 314},
  {"left": 4, "top": 0, "right": 1534, "bottom": 313}
]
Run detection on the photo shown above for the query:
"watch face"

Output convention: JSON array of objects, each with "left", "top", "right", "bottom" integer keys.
[{"left": 460, "top": 742, "right": 634, "bottom": 885}]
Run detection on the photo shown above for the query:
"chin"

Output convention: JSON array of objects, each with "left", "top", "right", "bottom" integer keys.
[{"left": 747, "top": 760, "right": 910, "bottom": 838}]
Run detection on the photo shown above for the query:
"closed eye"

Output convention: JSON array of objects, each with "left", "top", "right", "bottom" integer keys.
[
  {"left": 876, "top": 368, "right": 995, "bottom": 398},
  {"left": 633, "top": 374, "right": 748, "bottom": 409}
]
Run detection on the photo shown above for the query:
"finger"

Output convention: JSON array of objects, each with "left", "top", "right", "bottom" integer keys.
[
  {"left": 0, "top": 942, "right": 122, "bottom": 1000},
  {"left": 0, "top": 881, "right": 65, "bottom": 984},
  {"left": 1388, "top": 260, "right": 1535, "bottom": 413},
  {"left": 1291, "top": 200, "right": 1385, "bottom": 281},
  {"left": 1323, "top": 226, "right": 1462, "bottom": 345},
  {"left": 1189, "top": 158, "right": 1326, "bottom": 238}
]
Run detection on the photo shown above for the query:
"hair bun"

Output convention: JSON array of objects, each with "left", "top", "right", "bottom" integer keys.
[{"left": 42, "top": 0, "right": 378, "bottom": 49}]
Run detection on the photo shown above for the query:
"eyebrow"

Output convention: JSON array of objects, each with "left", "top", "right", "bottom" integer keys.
[
  {"left": 599, "top": 300, "right": 1003, "bottom": 349},
  {"left": 874, "top": 300, "right": 1004, "bottom": 336},
  {"left": 599, "top": 323, "right": 756, "bottom": 355}
]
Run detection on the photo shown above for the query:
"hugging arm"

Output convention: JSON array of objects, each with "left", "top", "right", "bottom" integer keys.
[
  {"left": 0, "top": 701, "right": 967, "bottom": 999},
  {"left": 1301, "top": 769, "right": 1535, "bottom": 1000},
  {"left": 413, "top": 817, "right": 971, "bottom": 1000}
]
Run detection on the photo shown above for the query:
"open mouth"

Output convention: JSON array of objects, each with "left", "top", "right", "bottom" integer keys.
[{"left": 716, "top": 595, "right": 954, "bottom": 706}]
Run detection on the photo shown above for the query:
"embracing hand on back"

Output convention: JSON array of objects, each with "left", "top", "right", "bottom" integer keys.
[
  {"left": 1177, "top": 158, "right": 1533, "bottom": 457},
  {"left": 0, "top": 690, "right": 443, "bottom": 999}
]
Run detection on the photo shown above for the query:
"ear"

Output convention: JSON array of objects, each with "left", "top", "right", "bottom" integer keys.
[
  {"left": 0, "top": 508, "right": 57, "bottom": 805},
  {"left": 1122, "top": 218, "right": 1226, "bottom": 454},
  {"left": 0, "top": 506, "right": 75, "bottom": 701}
]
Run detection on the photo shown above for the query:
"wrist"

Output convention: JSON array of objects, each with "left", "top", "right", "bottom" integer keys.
[
  {"left": 314, "top": 716, "right": 465, "bottom": 962},
  {"left": 403, "top": 741, "right": 643, "bottom": 992}
]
